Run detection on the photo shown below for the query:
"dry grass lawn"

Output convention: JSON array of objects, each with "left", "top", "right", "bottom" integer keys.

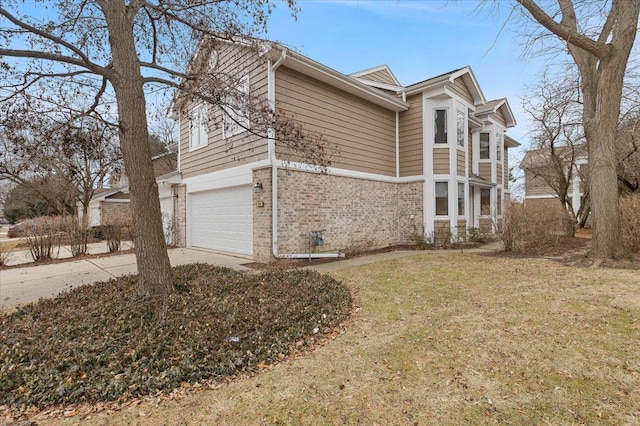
[{"left": 31, "top": 253, "right": 640, "bottom": 425}]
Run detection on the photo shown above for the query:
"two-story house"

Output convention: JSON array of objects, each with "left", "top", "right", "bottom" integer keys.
[{"left": 166, "top": 39, "right": 519, "bottom": 262}]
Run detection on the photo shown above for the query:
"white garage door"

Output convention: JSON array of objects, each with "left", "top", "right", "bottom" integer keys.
[{"left": 190, "top": 185, "right": 253, "bottom": 255}]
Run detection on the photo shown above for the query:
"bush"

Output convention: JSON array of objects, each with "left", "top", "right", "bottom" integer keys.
[
  {"left": 498, "top": 201, "right": 569, "bottom": 252},
  {"left": 620, "top": 193, "right": 640, "bottom": 253},
  {"left": 65, "top": 216, "right": 89, "bottom": 257},
  {"left": 0, "top": 242, "right": 8, "bottom": 266},
  {"left": 103, "top": 219, "right": 132, "bottom": 253},
  {"left": 0, "top": 265, "right": 353, "bottom": 410},
  {"left": 23, "top": 216, "right": 64, "bottom": 262}
]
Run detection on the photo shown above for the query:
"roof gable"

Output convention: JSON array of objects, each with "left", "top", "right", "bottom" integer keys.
[
  {"left": 475, "top": 98, "right": 516, "bottom": 128},
  {"left": 350, "top": 64, "right": 400, "bottom": 86},
  {"left": 405, "top": 66, "right": 486, "bottom": 106}
]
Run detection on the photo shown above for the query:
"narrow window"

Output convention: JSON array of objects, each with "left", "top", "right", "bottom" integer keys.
[
  {"left": 456, "top": 110, "right": 465, "bottom": 147},
  {"left": 434, "top": 109, "right": 447, "bottom": 144},
  {"left": 457, "top": 182, "right": 465, "bottom": 216},
  {"left": 189, "top": 104, "right": 208, "bottom": 150},
  {"left": 480, "top": 133, "right": 490, "bottom": 159},
  {"left": 223, "top": 75, "right": 250, "bottom": 138},
  {"left": 497, "top": 188, "right": 502, "bottom": 216},
  {"left": 496, "top": 132, "right": 502, "bottom": 161},
  {"left": 435, "top": 182, "right": 449, "bottom": 216},
  {"left": 480, "top": 188, "right": 491, "bottom": 215}
]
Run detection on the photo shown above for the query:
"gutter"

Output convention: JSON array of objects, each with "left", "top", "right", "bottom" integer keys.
[{"left": 266, "top": 49, "right": 343, "bottom": 260}]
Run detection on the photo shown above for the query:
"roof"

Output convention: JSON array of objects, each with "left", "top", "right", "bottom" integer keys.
[
  {"left": 520, "top": 144, "right": 587, "bottom": 169},
  {"left": 263, "top": 46, "right": 409, "bottom": 112},
  {"left": 404, "top": 66, "right": 486, "bottom": 105},
  {"left": 474, "top": 98, "right": 517, "bottom": 128},
  {"left": 349, "top": 64, "right": 401, "bottom": 86}
]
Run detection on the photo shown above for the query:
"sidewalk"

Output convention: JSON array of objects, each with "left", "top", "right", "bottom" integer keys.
[
  {"left": 0, "top": 248, "right": 252, "bottom": 309},
  {"left": 1, "top": 240, "right": 135, "bottom": 267}
]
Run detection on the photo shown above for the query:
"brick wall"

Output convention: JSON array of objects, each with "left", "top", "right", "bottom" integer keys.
[
  {"left": 252, "top": 168, "right": 423, "bottom": 262},
  {"left": 174, "top": 184, "right": 187, "bottom": 247},
  {"left": 101, "top": 201, "right": 132, "bottom": 225}
]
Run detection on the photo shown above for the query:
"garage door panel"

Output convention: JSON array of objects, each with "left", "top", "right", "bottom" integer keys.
[{"left": 190, "top": 186, "right": 253, "bottom": 255}]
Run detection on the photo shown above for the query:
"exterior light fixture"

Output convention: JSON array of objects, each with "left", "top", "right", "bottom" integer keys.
[{"left": 254, "top": 181, "right": 263, "bottom": 193}]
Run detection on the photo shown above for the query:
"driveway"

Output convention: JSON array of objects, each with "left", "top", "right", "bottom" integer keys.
[{"left": 0, "top": 248, "right": 252, "bottom": 309}]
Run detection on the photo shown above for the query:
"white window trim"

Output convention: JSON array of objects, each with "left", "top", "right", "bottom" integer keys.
[
  {"left": 457, "top": 182, "right": 466, "bottom": 217},
  {"left": 223, "top": 75, "right": 250, "bottom": 139},
  {"left": 435, "top": 181, "right": 449, "bottom": 217},
  {"left": 434, "top": 108, "right": 449, "bottom": 145},
  {"left": 479, "top": 132, "right": 491, "bottom": 161},
  {"left": 456, "top": 109, "right": 466, "bottom": 149},
  {"left": 189, "top": 104, "right": 208, "bottom": 152}
]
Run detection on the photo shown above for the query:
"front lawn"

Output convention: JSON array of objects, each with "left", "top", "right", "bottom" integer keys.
[{"left": 3, "top": 253, "right": 640, "bottom": 425}]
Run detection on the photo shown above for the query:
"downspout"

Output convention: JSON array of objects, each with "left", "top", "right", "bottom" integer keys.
[
  {"left": 395, "top": 111, "right": 400, "bottom": 178},
  {"left": 267, "top": 50, "right": 344, "bottom": 260}
]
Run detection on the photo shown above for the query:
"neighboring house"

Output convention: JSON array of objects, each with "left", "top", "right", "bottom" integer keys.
[
  {"left": 78, "top": 145, "right": 179, "bottom": 243},
  {"left": 521, "top": 145, "right": 589, "bottom": 221},
  {"left": 168, "top": 39, "right": 520, "bottom": 261}
]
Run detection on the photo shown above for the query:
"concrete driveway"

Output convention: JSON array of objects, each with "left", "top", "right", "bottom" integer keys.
[{"left": 0, "top": 248, "right": 252, "bottom": 309}]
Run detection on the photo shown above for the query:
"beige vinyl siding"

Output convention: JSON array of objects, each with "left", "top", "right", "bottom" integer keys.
[
  {"left": 399, "top": 94, "right": 423, "bottom": 177},
  {"left": 497, "top": 164, "right": 503, "bottom": 185},
  {"left": 457, "top": 220, "right": 467, "bottom": 232},
  {"left": 180, "top": 43, "right": 269, "bottom": 179},
  {"left": 275, "top": 67, "right": 396, "bottom": 176},
  {"left": 524, "top": 170, "right": 556, "bottom": 197},
  {"left": 152, "top": 153, "right": 177, "bottom": 178},
  {"left": 447, "top": 78, "right": 474, "bottom": 105},
  {"left": 479, "top": 162, "right": 491, "bottom": 180},
  {"left": 456, "top": 150, "right": 465, "bottom": 177},
  {"left": 491, "top": 110, "right": 508, "bottom": 127},
  {"left": 359, "top": 69, "right": 397, "bottom": 85},
  {"left": 433, "top": 148, "right": 450, "bottom": 175}
]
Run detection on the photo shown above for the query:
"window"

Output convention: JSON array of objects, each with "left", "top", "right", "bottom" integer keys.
[
  {"left": 223, "top": 75, "right": 250, "bottom": 138},
  {"left": 496, "top": 132, "right": 502, "bottom": 161},
  {"left": 435, "top": 182, "right": 448, "bottom": 216},
  {"left": 480, "top": 188, "right": 491, "bottom": 215},
  {"left": 434, "top": 109, "right": 447, "bottom": 144},
  {"left": 457, "top": 183, "right": 465, "bottom": 216},
  {"left": 456, "top": 110, "right": 465, "bottom": 147},
  {"left": 480, "top": 133, "right": 490, "bottom": 159},
  {"left": 497, "top": 188, "right": 502, "bottom": 216},
  {"left": 189, "top": 104, "right": 208, "bottom": 150}
]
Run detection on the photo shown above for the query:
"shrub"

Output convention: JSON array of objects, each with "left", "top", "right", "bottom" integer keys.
[
  {"left": 0, "top": 265, "right": 353, "bottom": 410},
  {"left": 498, "top": 201, "right": 569, "bottom": 252},
  {"left": 23, "top": 216, "right": 63, "bottom": 262},
  {"left": 103, "top": 218, "right": 132, "bottom": 253},
  {"left": 0, "top": 242, "right": 9, "bottom": 266},
  {"left": 620, "top": 193, "right": 640, "bottom": 253},
  {"left": 65, "top": 216, "right": 89, "bottom": 257}
]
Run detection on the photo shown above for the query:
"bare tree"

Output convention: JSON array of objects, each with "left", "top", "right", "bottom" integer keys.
[
  {"left": 521, "top": 70, "right": 587, "bottom": 236},
  {"left": 0, "top": 1, "right": 322, "bottom": 296},
  {"left": 515, "top": 0, "right": 639, "bottom": 260},
  {"left": 0, "top": 103, "right": 121, "bottom": 228}
]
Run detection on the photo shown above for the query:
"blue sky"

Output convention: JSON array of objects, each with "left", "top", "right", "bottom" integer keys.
[{"left": 263, "top": 0, "right": 551, "bottom": 160}]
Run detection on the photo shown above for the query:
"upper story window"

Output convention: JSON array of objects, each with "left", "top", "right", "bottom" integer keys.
[
  {"left": 189, "top": 104, "right": 208, "bottom": 151},
  {"left": 435, "top": 181, "right": 449, "bottom": 216},
  {"left": 496, "top": 132, "right": 503, "bottom": 161},
  {"left": 434, "top": 109, "right": 447, "bottom": 144},
  {"left": 456, "top": 110, "right": 465, "bottom": 147},
  {"left": 480, "top": 132, "right": 490, "bottom": 160},
  {"left": 223, "top": 75, "right": 250, "bottom": 139}
]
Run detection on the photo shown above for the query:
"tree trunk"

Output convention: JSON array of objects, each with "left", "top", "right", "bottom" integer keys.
[
  {"left": 101, "top": 1, "right": 175, "bottom": 295},
  {"left": 586, "top": 58, "right": 628, "bottom": 259}
]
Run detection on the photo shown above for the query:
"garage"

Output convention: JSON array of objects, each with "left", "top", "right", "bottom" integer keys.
[{"left": 189, "top": 185, "right": 253, "bottom": 255}]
